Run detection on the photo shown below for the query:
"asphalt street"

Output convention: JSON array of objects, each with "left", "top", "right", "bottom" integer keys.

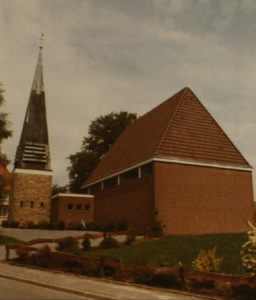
[{"left": 0, "top": 277, "right": 91, "bottom": 300}]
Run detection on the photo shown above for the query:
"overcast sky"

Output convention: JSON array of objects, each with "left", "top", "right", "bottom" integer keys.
[{"left": 0, "top": 0, "right": 256, "bottom": 192}]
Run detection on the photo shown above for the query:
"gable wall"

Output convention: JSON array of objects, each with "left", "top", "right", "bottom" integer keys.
[{"left": 154, "top": 161, "right": 255, "bottom": 234}]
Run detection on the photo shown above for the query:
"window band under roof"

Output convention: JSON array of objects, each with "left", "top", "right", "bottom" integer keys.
[{"left": 82, "top": 157, "right": 252, "bottom": 189}]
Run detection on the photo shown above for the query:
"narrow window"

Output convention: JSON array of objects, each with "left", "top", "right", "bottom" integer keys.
[
  {"left": 40, "top": 202, "right": 44, "bottom": 208},
  {"left": 67, "top": 203, "right": 73, "bottom": 211},
  {"left": 103, "top": 176, "right": 118, "bottom": 189},
  {"left": 30, "top": 201, "right": 34, "bottom": 208},
  {"left": 76, "top": 204, "right": 82, "bottom": 211},
  {"left": 20, "top": 201, "right": 24, "bottom": 208},
  {"left": 85, "top": 204, "right": 90, "bottom": 211},
  {"left": 120, "top": 168, "right": 138, "bottom": 184}
]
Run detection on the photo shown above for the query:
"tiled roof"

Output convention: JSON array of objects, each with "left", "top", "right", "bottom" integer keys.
[{"left": 84, "top": 87, "right": 250, "bottom": 186}]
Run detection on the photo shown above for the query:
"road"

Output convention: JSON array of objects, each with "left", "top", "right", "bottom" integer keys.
[{"left": 0, "top": 277, "right": 91, "bottom": 300}]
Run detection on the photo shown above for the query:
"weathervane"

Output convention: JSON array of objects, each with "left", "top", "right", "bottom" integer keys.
[{"left": 39, "top": 32, "right": 45, "bottom": 49}]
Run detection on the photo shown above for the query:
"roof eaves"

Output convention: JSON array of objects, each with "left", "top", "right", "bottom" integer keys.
[{"left": 82, "top": 154, "right": 252, "bottom": 189}]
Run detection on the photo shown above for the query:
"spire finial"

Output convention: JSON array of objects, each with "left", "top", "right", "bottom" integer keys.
[{"left": 39, "top": 32, "right": 45, "bottom": 49}]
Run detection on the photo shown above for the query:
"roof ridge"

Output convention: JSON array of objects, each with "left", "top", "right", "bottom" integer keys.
[
  {"left": 155, "top": 87, "right": 188, "bottom": 155},
  {"left": 188, "top": 89, "right": 252, "bottom": 169}
]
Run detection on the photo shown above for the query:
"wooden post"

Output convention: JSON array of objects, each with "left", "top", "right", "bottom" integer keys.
[
  {"left": 5, "top": 245, "right": 9, "bottom": 260},
  {"left": 99, "top": 257, "right": 104, "bottom": 278}
]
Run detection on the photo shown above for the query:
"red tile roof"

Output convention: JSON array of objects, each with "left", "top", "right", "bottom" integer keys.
[{"left": 84, "top": 87, "right": 250, "bottom": 186}]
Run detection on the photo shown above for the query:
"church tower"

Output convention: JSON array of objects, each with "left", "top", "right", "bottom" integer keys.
[{"left": 8, "top": 42, "right": 52, "bottom": 226}]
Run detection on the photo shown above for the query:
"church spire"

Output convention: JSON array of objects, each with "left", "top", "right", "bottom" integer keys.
[
  {"left": 14, "top": 43, "right": 50, "bottom": 171},
  {"left": 31, "top": 47, "right": 44, "bottom": 95}
]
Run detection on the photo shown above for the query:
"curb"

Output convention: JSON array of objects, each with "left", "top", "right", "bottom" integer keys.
[
  {"left": 0, "top": 272, "right": 118, "bottom": 300},
  {"left": 0, "top": 261, "right": 224, "bottom": 300}
]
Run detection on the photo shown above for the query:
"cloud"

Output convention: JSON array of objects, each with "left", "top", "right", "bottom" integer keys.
[{"left": 0, "top": 0, "right": 255, "bottom": 193}]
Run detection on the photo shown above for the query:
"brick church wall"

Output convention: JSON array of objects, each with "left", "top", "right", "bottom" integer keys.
[
  {"left": 93, "top": 174, "right": 155, "bottom": 230},
  {"left": 8, "top": 171, "right": 52, "bottom": 226},
  {"left": 154, "top": 161, "right": 255, "bottom": 234}
]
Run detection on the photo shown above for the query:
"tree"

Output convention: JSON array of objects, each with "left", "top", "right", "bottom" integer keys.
[
  {"left": 51, "top": 184, "right": 69, "bottom": 195},
  {"left": 0, "top": 83, "right": 12, "bottom": 147},
  {"left": 67, "top": 111, "right": 137, "bottom": 192}
]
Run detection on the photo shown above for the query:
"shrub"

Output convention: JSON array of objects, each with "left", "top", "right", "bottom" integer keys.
[
  {"left": 56, "top": 237, "right": 81, "bottom": 255},
  {"left": 192, "top": 246, "right": 222, "bottom": 272},
  {"left": 126, "top": 223, "right": 137, "bottom": 245},
  {"left": 10, "top": 221, "right": 19, "bottom": 228},
  {"left": 190, "top": 279, "right": 215, "bottom": 290},
  {"left": 25, "top": 221, "right": 38, "bottom": 229},
  {"left": 37, "top": 220, "right": 53, "bottom": 229},
  {"left": 149, "top": 212, "right": 164, "bottom": 238},
  {"left": 16, "top": 247, "right": 30, "bottom": 261},
  {"left": 104, "top": 222, "right": 116, "bottom": 232},
  {"left": 81, "top": 261, "right": 100, "bottom": 277},
  {"left": 241, "top": 221, "right": 256, "bottom": 276},
  {"left": 117, "top": 220, "right": 127, "bottom": 231},
  {"left": 30, "top": 253, "right": 48, "bottom": 267},
  {"left": 86, "top": 222, "right": 100, "bottom": 231},
  {"left": 1, "top": 220, "right": 8, "bottom": 227},
  {"left": 134, "top": 271, "right": 153, "bottom": 284},
  {"left": 232, "top": 284, "right": 256, "bottom": 300},
  {"left": 99, "top": 235, "right": 119, "bottom": 249},
  {"left": 82, "top": 234, "right": 91, "bottom": 251},
  {"left": 58, "top": 220, "right": 65, "bottom": 230},
  {"left": 151, "top": 274, "right": 181, "bottom": 289}
]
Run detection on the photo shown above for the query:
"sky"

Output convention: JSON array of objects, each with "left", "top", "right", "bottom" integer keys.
[{"left": 0, "top": 0, "right": 256, "bottom": 192}]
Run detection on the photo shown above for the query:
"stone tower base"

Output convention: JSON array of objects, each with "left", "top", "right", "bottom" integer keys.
[{"left": 8, "top": 169, "right": 52, "bottom": 227}]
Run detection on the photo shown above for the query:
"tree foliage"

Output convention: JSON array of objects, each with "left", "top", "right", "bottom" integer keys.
[
  {"left": 51, "top": 184, "right": 69, "bottom": 195},
  {"left": 0, "top": 82, "right": 12, "bottom": 160},
  {"left": 68, "top": 111, "right": 137, "bottom": 192}
]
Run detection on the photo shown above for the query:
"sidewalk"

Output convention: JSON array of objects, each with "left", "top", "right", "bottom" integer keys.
[{"left": 0, "top": 261, "right": 218, "bottom": 300}]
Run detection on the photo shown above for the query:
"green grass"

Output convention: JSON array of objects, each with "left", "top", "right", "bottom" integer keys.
[
  {"left": 0, "top": 235, "right": 24, "bottom": 245},
  {"left": 83, "top": 233, "right": 248, "bottom": 275}
]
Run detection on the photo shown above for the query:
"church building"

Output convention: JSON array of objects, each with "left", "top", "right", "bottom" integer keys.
[
  {"left": 8, "top": 44, "right": 52, "bottom": 226},
  {"left": 82, "top": 87, "right": 255, "bottom": 234}
]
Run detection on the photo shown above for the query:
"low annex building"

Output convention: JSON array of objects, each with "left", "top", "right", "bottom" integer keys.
[
  {"left": 51, "top": 193, "right": 94, "bottom": 229},
  {"left": 0, "top": 158, "right": 11, "bottom": 223},
  {"left": 82, "top": 87, "right": 255, "bottom": 234}
]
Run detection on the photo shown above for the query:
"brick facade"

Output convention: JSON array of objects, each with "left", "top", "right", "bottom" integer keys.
[
  {"left": 8, "top": 170, "right": 52, "bottom": 226},
  {"left": 154, "top": 161, "right": 255, "bottom": 234},
  {"left": 93, "top": 174, "right": 155, "bottom": 230},
  {"left": 51, "top": 194, "right": 94, "bottom": 229},
  {"left": 87, "top": 162, "right": 255, "bottom": 234}
]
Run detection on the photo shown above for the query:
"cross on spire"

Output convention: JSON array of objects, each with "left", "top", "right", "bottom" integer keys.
[{"left": 39, "top": 32, "right": 45, "bottom": 49}]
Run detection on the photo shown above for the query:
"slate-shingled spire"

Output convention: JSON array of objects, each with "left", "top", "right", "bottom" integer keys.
[{"left": 14, "top": 46, "right": 50, "bottom": 171}]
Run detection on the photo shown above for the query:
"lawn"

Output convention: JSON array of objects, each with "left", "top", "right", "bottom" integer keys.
[
  {"left": 0, "top": 235, "right": 23, "bottom": 246},
  {"left": 84, "top": 233, "right": 248, "bottom": 275}
]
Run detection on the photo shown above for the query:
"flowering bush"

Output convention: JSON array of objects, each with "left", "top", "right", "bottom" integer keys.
[
  {"left": 192, "top": 246, "right": 222, "bottom": 272},
  {"left": 241, "top": 221, "right": 256, "bottom": 276}
]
